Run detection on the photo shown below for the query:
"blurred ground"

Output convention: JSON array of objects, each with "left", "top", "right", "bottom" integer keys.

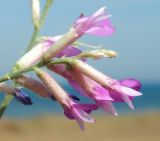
[{"left": 0, "top": 112, "right": 160, "bottom": 141}]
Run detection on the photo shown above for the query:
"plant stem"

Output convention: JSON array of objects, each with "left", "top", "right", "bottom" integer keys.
[
  {"left": 0, "top": 57, "right": 74, "bottom": 83},
  {"left": 0, "top": 95, "right": 13, "bottom": 118}
]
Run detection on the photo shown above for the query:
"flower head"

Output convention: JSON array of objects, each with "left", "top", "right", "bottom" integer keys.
[{"left": 74, "top": 7, "right": 115, "bottom": 36}]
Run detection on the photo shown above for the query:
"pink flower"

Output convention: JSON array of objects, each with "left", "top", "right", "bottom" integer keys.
[
  {"left": 68, "top": 76, "right": 117, "bottom": 116},
  {"left": 49, "top": 60, "right": 142, "bottom": 115},
  {"left": 64, "top": 102, "right": 97, "bottom": 130},
  {"left": 36, "top": 69, "right": 97, "bottom": 130},
  {"left": 17, "top": 36, "right": 81, "bottom": 68},
  {"left": 74, "top": 7, "right": 115, "bottom": 36},
  {"left": 0, "top": 82, "right": 32, "bottom": 105},
  {"left": 68, "top": 71, "right": 141, "bottom": 114}
]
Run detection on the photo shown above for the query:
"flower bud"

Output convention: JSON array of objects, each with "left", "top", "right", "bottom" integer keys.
[
  {"left": 31, "top": 0, "right": 40, "bottom": 28},
  {"left": 79, "top": 49, "right": 118, "bottom": 59},
  {"left": 0, "top": 82, "right": 32, "bottom": 105},
  {"left": 14, "top": 89, "right": 33, "bottom": 105},
  {"left": 15, "top": 75, "right": 53, "bottom": 98}
]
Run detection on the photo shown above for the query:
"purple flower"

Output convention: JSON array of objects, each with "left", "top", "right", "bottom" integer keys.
[
  {"left": 70, "top": 60, "right": 142, "bottom": 109},
  {"left": 17, "top": 35, "right": 81, "bottom": 68},
  {"left": 16, "top": 75, "right": 54, "bottom": 99},
  {"left": 49, "top": 65, "right": 117, "bottom": 115},
  {"left": 49, "top": 60, "right": 142, "bottom": 115},
  {"left": 69, "top": 75, "right": 142, "bottom": 113},
  {"left": 36, "top": 69, "right": 97, "bottom": 130},
  {"left": 74, "top": 7, "right": 115, "bottom": 36},
  {"left": 14, "top": 89, "right": 33, "bottom": 105},
  {"left": 68, "top": 77, "right": 117, "bottom": 116},
  {"left": 64, "top": 102, "right": 97, "bottom": 130},
  {"left": 0, "top": 82, "right": 32, "bottom": 105},
  {"left": 107, "top": 79, "right": 141, "bottom": 109}
]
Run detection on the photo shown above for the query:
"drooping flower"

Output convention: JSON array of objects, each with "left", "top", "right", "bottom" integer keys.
[
  {"left": 13, "top": 89, "right": 33, "bottom": 105},
  {"left": 0, "top": 82, "right": 32, "bottom": 105},
  {"left": 71, "top": 60, "right": 142, "bottom": 97},
  {"left": 63, "top": 102, "right": 97, "bottom": 130},
  {"left": 16, "top": 36, "right": 60, "bottom": 68},
  {"left": 109, "top": 78, "right": 141, "bottom": 103},
  {"left": 15, "top": 75, "right": 54, "bottom": 99},
  {"left": 49, "top": 59, "right": 142, "bottom": 115},
  {"left": 36, "top": 69, "right": 97, "bottom": 130},
  {"left": 16, "top": 35, "right": 82, "bottom": 69},
  {"left": 67, "top": 71, "right": 117, "bottom": 116},
  {"left": 74, "top": 6, "right": 115, "bottom": 36}
]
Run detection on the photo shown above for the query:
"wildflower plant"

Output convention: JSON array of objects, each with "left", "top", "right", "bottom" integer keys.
[{"left": 0, "top": 0, "right": 142, "bottom": 130}]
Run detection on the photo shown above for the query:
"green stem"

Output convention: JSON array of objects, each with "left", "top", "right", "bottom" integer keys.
[
  {"left": 0, "top": 67, "right": 34, "bottom": 83},
  {"left": 0, "top": 95, "right": 13, "bottom": 118},
  {"left": 39, "top": 0, "right": 53, "bottom": 27},
  {"left": 0, "top": 58, "right": 73, "bottom": 83}
]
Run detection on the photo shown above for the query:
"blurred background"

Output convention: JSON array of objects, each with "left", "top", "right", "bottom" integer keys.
[{"left": 0, "top": 0, "right": 160, "bottom": 141}]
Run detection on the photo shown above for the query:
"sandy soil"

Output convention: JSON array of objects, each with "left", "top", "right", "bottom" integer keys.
[{"left": 0, "top": 112, "right": 160, "bottom": 141}]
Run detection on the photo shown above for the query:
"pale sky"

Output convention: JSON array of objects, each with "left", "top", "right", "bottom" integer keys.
[{"left": 0, "top": 0, "right": 160, "bottom": 83}]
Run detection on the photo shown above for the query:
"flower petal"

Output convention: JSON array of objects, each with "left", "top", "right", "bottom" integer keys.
[
  {"left": 119, "top": 78, "right": 141, "bottom": 91},
  {"left": 72, "top": 106, "right": 95, "bottom": 123},
  {"left": 96, "top": 100, "right": 118, "bottom": 116},
  {"left": 120, "top": 94, "right": 134, "bottom": 109},
  {"left": 14, "top": 89, "right": 33, "bottom": 105},
  {"left": 114, "top": 85, "right": 142, "bottom": 96},
  {"left": 56, "top": 46, "right": 82, "bottom": 58}
]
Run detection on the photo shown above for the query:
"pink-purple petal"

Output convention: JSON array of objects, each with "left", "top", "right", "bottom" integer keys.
[
  {"left": 114, "top": 85, "right": 142, "bottom": 96},
  {"left": 119, "top": 78, "right": 141, "bottom": 91},
  {"left": 72, "top": 107, "right": 95, "bottom": 123},
  {"left": 74, "top": 7, "right": 115, "bottom": 36},
  {"left": 120, "top": 94, "right": 134, "bottom": 109},
  {"left": 86, "top": 26, "right": 115, "bottom": 36},
  {"left": 56, "top": 46, "right": 82, "bottom": 58},
  {"left": 96, "top": 100, "right": 118, "bottom": 116},
  {"left": 93, "top": 85, "right": 113, "bottom": 101}
]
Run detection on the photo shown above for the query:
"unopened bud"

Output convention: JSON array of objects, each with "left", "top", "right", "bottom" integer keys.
[
  {"left": 0, "top": 82, "right": 32, "bottom": 105},
  {"left": 79, "top": 49, "right": 118, "bottom": 59},
  {"left": 15, "top": 75, "right": 53, "bottom": 98},
  {"left": 35, "top": 68, "right": 71, "bottom": 106},
  {"left": 31, "top": 0, "right": 40, "bottom": 28},
  {"left": 16, "top": 41, "right": 50, "bottom": 69}
]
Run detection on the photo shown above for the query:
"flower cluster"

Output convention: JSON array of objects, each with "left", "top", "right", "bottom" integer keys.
[{"left": 0, "top": 7, "right": 142, "bottom": 130}]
